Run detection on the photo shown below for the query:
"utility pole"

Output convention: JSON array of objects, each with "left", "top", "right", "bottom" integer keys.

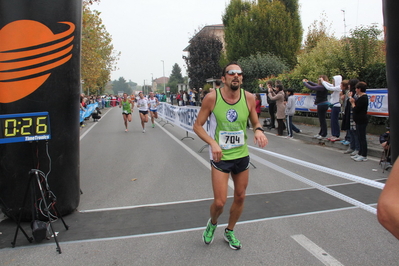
[
  {"left": 341, "top": 9, "right": 347, "bottom": 37},
  {"left": 161, "top": 60, "right": 165, "bottom": 94}
]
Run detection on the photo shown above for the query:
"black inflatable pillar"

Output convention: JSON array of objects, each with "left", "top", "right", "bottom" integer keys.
[
  {"left": 0, "top": 0, "right": 82, "bottom": 219},
  {"left": 383, "top": 0, "right": 399, "bottom": 163}
]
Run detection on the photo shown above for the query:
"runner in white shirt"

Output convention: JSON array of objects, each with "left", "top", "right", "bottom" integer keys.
[
  {"left": 148, "top": 92, "right": 159, "bottom": 128},
  {"left": 137, "top": 92, "right": 149, "bottom": 133}
]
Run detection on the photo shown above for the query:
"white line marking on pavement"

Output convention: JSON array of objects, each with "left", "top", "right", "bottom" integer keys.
[
  {"left": 26, "top": 207, "right": 357, "bottom": 248},
  {"left": 249, "top": 145, "right": 384, "bottom": 190},
  {"left": 79, "top": 108, "right": 112, "bottom": 141},
  {"left": 291, "top": 234, "right": 344, "bottom": 266},
  {"left": 157, "top": 121, "right": 234, "bottom": 189},
  {"left": 249, "top": 153, "right": 377, "bottom": 214}
]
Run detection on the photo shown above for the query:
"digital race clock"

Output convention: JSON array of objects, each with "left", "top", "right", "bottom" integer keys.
[{"left": 0, "top": 112, "right": 51, "bottom": 144}]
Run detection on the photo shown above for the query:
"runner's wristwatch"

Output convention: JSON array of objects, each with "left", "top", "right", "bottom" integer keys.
[{"left": 255, "top": 127, "right": 264, "bottom": 132}]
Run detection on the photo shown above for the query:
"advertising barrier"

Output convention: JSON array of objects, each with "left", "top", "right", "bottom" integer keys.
[
  {"left": 259, "top": 89, "right": 388, "bottom": 117},
  {"left": 80, "top": 102, "right": 99, "bottom": 122},
  {"left": 157, "top": 88, "right": 389, "bottom": 135}
]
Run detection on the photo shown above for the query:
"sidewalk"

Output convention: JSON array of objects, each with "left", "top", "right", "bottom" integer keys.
[{"left": 262, "top": 120, "right": 382, "bottom": 159}]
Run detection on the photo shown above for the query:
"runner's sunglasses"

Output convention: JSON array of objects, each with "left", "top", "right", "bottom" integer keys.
[{"left": 225, "top": 69, "right": 243, "bottom": 76}]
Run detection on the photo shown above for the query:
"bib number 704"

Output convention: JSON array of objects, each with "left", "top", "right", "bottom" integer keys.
[{"left": 225, "top": 135, "right": 240, "bottom": 144}]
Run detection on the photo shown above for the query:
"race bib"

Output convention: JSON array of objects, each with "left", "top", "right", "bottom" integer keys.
[{"left": 219, "top": 130, "right": 244, "bottom": 150}]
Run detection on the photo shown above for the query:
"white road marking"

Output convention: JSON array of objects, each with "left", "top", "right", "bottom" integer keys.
[
  {"left": 249, "top": 145, "right": 384, "bottom": 190},
  {"left": 291, "top": 234, "right": 344, "bottom": 266},
  {"left": 79, "top": 108, "right": 112, "bottom": 141},
  {"left": 249, "top": 153, "right": 377, "bottom": 214}
]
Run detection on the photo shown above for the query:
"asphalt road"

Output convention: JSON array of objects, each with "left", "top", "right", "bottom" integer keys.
[{"left": 0, "top": 106, "right": 398, "bottom": 266}]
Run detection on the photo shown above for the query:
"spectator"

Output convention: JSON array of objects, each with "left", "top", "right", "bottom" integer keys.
[
  {"left": 343, "top": 79, "right": 360, "bottom": 155},
  {"left": 379, "top": 128, "right": 391, "bottom": 169},
  {"left": 183, "top": 91, "right": 189, "bottom": 106},
  {"left": 268, "top": 84, "right": 286, "bottom": 136},
  {"left": 303, "top": 76, "right": 329, "bottom": 140},
  {"left": 266, "top": 80, "right": 276, "bottom": 129},
  {"left": 177, "top": 91, "right": 183, "bottom": 106},
  {"left": 349, "top": 82, "right": 369, "bottom": 162},
  {"left": 255, "top": 93, "right": 261, "bottom": 118},
  {"left": 92, "top": 107, "right": 102, "bottom": 122},
  {"left": 285, "top": 88, "right": 301, "bottom": 139},
  {"left": 338, "top": 80, "right": 350, "bottom": 145},
  {"left": 321, "top": 75, "right": 342, "bottom": 142}
]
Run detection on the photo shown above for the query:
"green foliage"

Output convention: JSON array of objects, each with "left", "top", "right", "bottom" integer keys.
[
  {"left": 358, "top": 63, "right": 387, "bottom": 88},
  {"left": 340, "top": 25, "right": 385, "bottom": 78},
  {"left": 292, "top": 37, "right": 344, "bottom": 81},
  {"left": 304, "top": 13, "right": 332, "bottom": 52},
  {"left": 274, "top": 24, "right": 386, "bottom": 92},
  {"left": 82, "top": 3, "right": 120, "bottom": 95},
  {"left": 167, "top": 63, "right": 184, "bottom": 94},
  {"left": 223, "top": 0, "right": 302, "bottom": 68},
  {"left": 237, "top": 52, "right": 289, "bottom": 91},
  {"left": 112, "top": 77, "right": 129, "bottom": 95},
  {"left": 185, "top": 33, "right": 223, "bottom": 89}
]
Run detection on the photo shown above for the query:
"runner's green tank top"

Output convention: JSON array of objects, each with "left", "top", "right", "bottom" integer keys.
[
  {"left": 122, "top": 100, "right": 131, "bottom": 113},
  {"left": 208, "top": 88, "right": 249, "bottom": 160}
]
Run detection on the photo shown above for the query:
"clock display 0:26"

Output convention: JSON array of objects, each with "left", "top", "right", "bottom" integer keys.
[{"left": 0, "top": 112, "right": 51, "bottom": 144}]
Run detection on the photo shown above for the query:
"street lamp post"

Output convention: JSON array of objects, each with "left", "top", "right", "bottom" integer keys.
[
  {"left": 161, "top": 60, "right": 165, "bottom": 94},
  {"left": 151, "top": 73, "right": 153, "bottom": 93}
]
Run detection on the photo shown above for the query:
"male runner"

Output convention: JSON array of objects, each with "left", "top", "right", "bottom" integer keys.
[
  {"left": 119, "top": 93, "right": 134, "bottom": 132},
  {"left": 148, "top": 92, "right": 159, "bottom": 128},
  {"left": 193, "top": 62, "right": 268, "bottom": 250},
  {"left": 137, "top": 92, "right": 149, "bottom": 133}
]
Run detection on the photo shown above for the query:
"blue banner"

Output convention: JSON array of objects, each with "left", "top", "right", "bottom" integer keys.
[{"left": 80, "top": 102, "right": 98, "bottom": 122}]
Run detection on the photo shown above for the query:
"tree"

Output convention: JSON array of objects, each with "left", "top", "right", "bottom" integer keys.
[
  {"left": 291, "top": 36, "right": 344, "bottom": 82},
  {"left": 341, "top": 25, "right": 385, "bottom": 78},
  {"left": 184, "top": 33, "right": 223, "bottom": 89},
  {"left": 238, "top": 52, "right": 289, "bottom": 91},
  {"left": 222, "top": 0, "right": 302, "bottom": 67},
  {"left": 304, "top": 13, "right": 332, "bottom": 52},
  {"left": 167, "top": 63, "right": 184, "bottom": 94},
  {"left": 81, "top": 3, "right": 120, "bottom": 95},
  {"left": 112, "top": 77, "right": 129, "bottom": 95}
]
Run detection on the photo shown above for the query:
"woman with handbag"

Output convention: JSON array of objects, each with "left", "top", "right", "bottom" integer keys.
[{"left": 268, "top": 84, "right": 286, "bottom": 136}]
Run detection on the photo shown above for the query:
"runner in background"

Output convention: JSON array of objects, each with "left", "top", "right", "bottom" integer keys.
[
  {"left": 137, "top": 92, "right": 149, "bottom": 133},
  {"left": 148, "top": 92, "right": 159, "bottom": 128},
  {"left": 119, "top": 93, "right": 134, "bottom": 132}
]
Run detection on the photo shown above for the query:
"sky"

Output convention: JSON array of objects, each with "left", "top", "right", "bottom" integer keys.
[{"left": 92, "top": 0, "right": 384, "bottom": 86}]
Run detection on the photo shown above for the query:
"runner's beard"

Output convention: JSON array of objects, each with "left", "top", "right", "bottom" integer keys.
[{"left": 231, "top": 81, "right": 240, "bottom": 91}]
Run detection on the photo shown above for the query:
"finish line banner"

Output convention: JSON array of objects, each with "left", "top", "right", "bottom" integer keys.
[{"left": 157, "top": 103, "right": 209, "bottom": 134}]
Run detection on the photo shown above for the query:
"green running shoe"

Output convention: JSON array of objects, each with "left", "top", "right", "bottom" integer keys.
[
  {"left": 203, "top": 218, "right": 217, "bottom": 244},
  {"left": 224, "top": 229, "right": 242, "bottom": 250}
]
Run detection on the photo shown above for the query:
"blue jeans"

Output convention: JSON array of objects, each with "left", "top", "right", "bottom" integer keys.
[
  {"left": 330, "top": 106, "right": 340, "bottom": 137},
  {"left": 286, "top": 115, "right": 300, "bottom": 137}
]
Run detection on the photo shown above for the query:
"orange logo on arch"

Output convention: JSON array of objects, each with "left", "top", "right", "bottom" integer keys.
[{"left": 0, "top": 20, "right": 75, "bottom": 103}]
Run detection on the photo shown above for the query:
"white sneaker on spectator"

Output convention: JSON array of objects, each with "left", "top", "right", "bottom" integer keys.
[
  {"left": 351, "top": 154, "right": 361, "bottom": 160},
  {"left": 343, "top": 148, "right": 353, "bottom": 154},
  {"left": 354, "top": 156, "right": 368, "bottom": 162},
  {"left": 314, "top": 134, "right": 321, "bottom": 138},
  {"left": 350, "top": 150, "right": 358, "bottom": 156}
]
